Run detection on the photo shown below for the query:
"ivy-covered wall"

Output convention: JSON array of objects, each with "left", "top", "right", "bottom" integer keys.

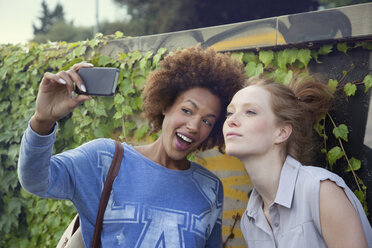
[
  {"left": 1, "top": 33, "right": 371, "bottom": 247},
  {"left": 1, "top": 3, "right": 372, "bottom": 248}
]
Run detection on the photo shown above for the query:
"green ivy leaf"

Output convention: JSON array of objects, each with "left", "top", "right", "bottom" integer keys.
[
  {"left": 273, "top": 69, "right": 292, "bottom": 85},
  {"left": 298, "top": 49, "right": 311, "bottom": 68},
  {"left": 313, "top": 120, "right": 327, "bottom": 138},
  {"left": 135, "top": 124, "right": 149, "bottom": 140},
  {"left": 327, "top": 146, "right": 344, "bottom": 167},
  {"left": 354, "top": 190, "right": 365, "bottom": 202},
  {"left": 361, "top": 42, "right": 372, "bottom": 50},
  {"left": 6, "top": 198, "right": 22, "bottom": 216},
  {"left": 284, "top": 48, "right": 298, "bottom": 65},
  {"left": 123, "top": 105, "right": 133, "bottom": 115},
  {"left": 344, "top": 82, "right": 357, "bottom": 96},
  {"left": 124, "top": 121, "right": 137, "bottom": 130},
  {"left": 276, "top": 50, "right": 287, "bottom": 69},
  {"left": 94, "top": 126, "right": 111, "bottom": 138},
  {"left": 242, "top": 52, "right": 259, "bottom": 64},
  {"left": 346, "top": 157, "right": 361, "bottom": 172},
  {"left": 332, "top": 124, "right": 348, "bottom": 142},
  {"left": 245, "top": 62, "right": 263, "bottom": 77},
  {"left": 98, "top": 55, "right": 110, "bottom": 66},
  {"left": 311, "top": 50, "right": 320, "bottom": 63},
  {"left": 363, "top": 74, "right": 372, "bottom": 93},
  {"left": 130, "top": 51, "right": 142, "bottom": 63},
  {"left": 258, "top": 50, "right": 274, "bottom": 67},
  {"left": 133, "top": 75, "right": 146, "bottom": 90},
  {"left": 114, "top": 94, "right": 125, "bottom": 105},
  {"left": 74, "top": 45, "right": 87, "bottom": 57},
  {"left": 115, "top": 31, "right": 124, "bottom": 39},
  {"left": 337, "top": 42, "right": 350, "bottom": 54},
  {"left": 153, "top": 54, "right": 162, "bottom": 68},
  {"left": 231, "top": 52, "right": 243, "bottom": 63},
  {"left": 93, "top": 105, "right": 107, "bottom": 117},
  {"left": 113, "top": 112, "right": 122, "bottom": 120},
  {"left": 328, "top": 79, "right": 338, "bottom": 93},
  {"left": 318, "top": 44, "right": 333, "bottom": 55}
]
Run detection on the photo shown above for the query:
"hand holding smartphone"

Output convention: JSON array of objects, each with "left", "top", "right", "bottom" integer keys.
[{"left": 75, "top": 67, "right": 120, "bottom": 96}]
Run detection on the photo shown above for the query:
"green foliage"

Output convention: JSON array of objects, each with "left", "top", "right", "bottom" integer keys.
[
  {"left": 333, "top": 124, "right": 349, "bottom": 142},
  {"left": 364, "top": 74, "right": 372, "bottom": 93},
  {"left": 1, "top": 35, "right": 371, "bottom": 247},
  {"left": 33, "top": 21, "right": 93, "bottom": 43},
  {"left": 0, "top": 35, "right": 167, "bottom": 247},
  {"left": 328, "top": 79, "right": 338, "bottom": 93},
  {"left": 327, "top": 146, "right": 345, "bottom": 168}
]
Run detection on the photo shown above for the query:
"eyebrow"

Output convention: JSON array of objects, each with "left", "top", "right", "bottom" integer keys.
[
  {"left": 227, "top": 102, "right": 261, "bottom": 110},
  {"left": 185, "top": 99, "right": 218, "bottom": 119}
]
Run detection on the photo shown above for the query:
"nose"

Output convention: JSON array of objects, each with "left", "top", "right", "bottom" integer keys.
[
  {"left": 226, "top": 114, "right": 240, "bottom": 128},
  {"left": 186, "top": 116, "right": 200, "bottom": 133}
]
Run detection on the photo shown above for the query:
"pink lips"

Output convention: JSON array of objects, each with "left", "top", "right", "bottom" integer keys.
[{"left": 225, "top": 132, "right": 242, "bottom": 138}]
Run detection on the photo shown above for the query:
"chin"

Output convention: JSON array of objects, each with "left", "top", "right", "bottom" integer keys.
[{"left": 225, "top": 147, "right": 243, "bottom": 158}]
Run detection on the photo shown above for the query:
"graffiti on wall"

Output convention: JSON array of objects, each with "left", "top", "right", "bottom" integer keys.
[{"left": 102, "top": 6, "right": 364, "bottom": 58}]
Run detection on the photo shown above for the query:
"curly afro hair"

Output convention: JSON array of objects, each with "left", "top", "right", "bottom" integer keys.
[{"left": 142, "top": 45, "right": 247, "bottom": 151}]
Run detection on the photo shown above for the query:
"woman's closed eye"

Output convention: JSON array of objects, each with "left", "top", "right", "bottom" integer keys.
[{"left": 226, "top": 111, "right": 233, "bottom": 118}]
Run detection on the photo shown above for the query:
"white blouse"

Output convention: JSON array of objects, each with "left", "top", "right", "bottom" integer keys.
[{"left": 240, "top": 155, "right": 372, "bottom": 248}]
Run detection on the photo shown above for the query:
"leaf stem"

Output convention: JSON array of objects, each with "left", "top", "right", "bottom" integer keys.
[{"left": 327, "top": 113, "right": 361, "bottom": 191}]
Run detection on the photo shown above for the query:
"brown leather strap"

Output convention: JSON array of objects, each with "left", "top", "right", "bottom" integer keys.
[{"left": 91, "top": 140, "right": 124, "bottom": 248}]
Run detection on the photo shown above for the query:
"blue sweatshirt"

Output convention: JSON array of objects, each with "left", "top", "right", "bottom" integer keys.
[{"left": 18, "top": 123, "right": 223, "bottom": 247}]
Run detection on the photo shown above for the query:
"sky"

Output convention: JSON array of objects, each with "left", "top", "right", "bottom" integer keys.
[{"left": 0, "top": 0, "right": 128, "bottom": 44}]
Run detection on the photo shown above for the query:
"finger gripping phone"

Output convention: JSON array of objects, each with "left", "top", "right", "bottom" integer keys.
[{"left": 76, "top": 67, "right": 120, "bottom": 96}]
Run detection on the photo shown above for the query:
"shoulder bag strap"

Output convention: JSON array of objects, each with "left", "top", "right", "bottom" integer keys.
[{"left": 91, "top": 140, "right": 124, "bottom": 248}]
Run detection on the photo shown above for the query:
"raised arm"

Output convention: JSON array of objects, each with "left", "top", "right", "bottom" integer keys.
[
  {"left": 18, "top": 62, "right": 93, "bottom": 196},
  {"left": 30, "top": 62, "right": 92, "bottom": 134}
]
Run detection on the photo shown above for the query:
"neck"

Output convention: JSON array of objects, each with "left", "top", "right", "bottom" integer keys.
[{"left": 241, "top": 150, "right": 285, "bottom": 208}]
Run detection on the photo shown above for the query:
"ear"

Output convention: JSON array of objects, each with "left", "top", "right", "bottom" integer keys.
[{"left": 274, "top": 124, "right": 292, "bottom": 145}]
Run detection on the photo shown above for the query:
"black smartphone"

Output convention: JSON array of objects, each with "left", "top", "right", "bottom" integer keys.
[{"left": 75, "top": 67, "right": 120, "bottom": 96}]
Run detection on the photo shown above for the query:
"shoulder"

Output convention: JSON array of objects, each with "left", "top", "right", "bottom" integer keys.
[
  {"left": 70, "top": 139, "right": 131, "bottom": 160},
  {"left": 297, "top": 165, "right": 347, "bottom": 191},
  {"left": 78, "top": 138, "right": 115, "bottom": 151},
  {"left": 191, "top": 162, "right": 224, "bottom": 199},
  {"left": 191, "top": 162, "right": 222, "bottom": 183}
]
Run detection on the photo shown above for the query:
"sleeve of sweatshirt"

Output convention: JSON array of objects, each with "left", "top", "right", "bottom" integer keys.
[
  {"left": 17, "top": 122, "right": 77, "bottom": 200},
  {"left": 18, "top": 122, "right": 57, "bottom": 197},
  {"left": 18, "top": 121, "right": 115, "bottom": 204}
]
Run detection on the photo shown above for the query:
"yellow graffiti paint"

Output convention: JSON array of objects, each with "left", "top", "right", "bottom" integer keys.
[
  {"left": 221, "top": 175, "right": 252, "bottom": 187},
  {"left": 224, "top": 186, "right": 249, "bottom": 201},
  {"left": 195, "top": 155, "right": 245, "bottom": 172},
  {"left": 222, "top": 209, "right": 246, "bottom": 219},
  {"left": 222, "top": 225, "right": 243, "bottom": 238},
  {"left": 211, "top": 31, "right": 286, "bottom": 51}
]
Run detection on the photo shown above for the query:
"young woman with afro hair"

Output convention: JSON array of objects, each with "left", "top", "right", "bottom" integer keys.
[{"left": 18, "top": 46, "right": 247, "bottom": 247}]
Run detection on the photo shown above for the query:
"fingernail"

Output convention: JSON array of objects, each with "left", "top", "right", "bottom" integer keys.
[
  {"left": 87, "top": 63, "right": 94, "bottom": 66},
  {"left": 58, "top": 78, "right": 66, "bottom": 85},
  {"left": 81, "top": 85, "right": 87, "bottom": 92},
  {"left": 71, "top": 91, "right": 76, "bottom": 99}
]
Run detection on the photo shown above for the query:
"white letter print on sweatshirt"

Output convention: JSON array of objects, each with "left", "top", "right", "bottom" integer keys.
[{"left": 99, "top": 151, "right": 222, "bottom": 247}]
